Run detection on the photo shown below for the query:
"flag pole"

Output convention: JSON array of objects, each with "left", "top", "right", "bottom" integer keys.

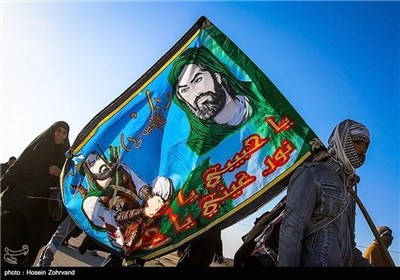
[{"left": 350, "top": 189, "right": 395, "bottom": 267}]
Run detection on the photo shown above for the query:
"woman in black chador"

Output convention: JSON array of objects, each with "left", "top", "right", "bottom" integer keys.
[{"left": 1, "top": 121, "right": 70, "bottom": 267}]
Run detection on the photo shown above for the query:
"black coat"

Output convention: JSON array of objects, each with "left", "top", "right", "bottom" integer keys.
[{"left": 0, "top": 121, "right": 70, "bottom": 267}]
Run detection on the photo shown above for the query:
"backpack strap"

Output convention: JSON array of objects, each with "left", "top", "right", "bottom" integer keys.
[
  {"left": 243, "top": 196, "right": 286, "bottom": 243},
  {"left": 304, "top": 193, "right": 351, "bottom": 236}
]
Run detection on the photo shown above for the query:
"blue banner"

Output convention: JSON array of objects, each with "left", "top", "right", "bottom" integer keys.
[{"left": 62, "top": 16, "right": 324, "bottom": 260}]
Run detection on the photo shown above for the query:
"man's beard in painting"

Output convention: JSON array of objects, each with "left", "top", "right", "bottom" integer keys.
[{"left": 184, "top": 75, "right": 227, "bottom": 121}]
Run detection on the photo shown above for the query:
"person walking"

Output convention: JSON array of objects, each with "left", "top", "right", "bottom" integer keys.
[
  {"left": 363, "top": 226, "right": 394, "bottom": 267},
  {"left": 1, "top": 121, "right": 70, "bottom": 267},
  {"left": 278, "top": 119, "right": 372, "bottom": 267},
  {"left": 36, "top": 215, "right": 77, "bottom": 267},
  {"left": 0, "top": 156, "right": 17, "bottom": 178},
  {"left": 37, "top": 215, "right": 101, "bottom": 267}
]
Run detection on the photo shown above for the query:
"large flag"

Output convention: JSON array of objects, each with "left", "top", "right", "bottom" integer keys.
[{"left": 62, "top": 16, "right": 324, "bottom": 261}]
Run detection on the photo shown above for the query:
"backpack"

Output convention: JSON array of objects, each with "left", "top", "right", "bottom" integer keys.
[
  {"left": 233, "top": 194, "right": 351, "bottom": 267},
  {"left": 233, "top": 196, "right": 285, "bottom": 267}
]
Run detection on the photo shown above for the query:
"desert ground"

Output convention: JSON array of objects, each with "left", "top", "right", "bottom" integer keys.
[{"left": 35, "top": 233, "right": 233, "bottom": 268}]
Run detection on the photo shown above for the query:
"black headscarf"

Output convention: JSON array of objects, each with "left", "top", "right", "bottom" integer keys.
[
  {"left": 5, "top": 121, "right": 70, "bottom": 176},
  {"left": 0, "top": 121, "right": 71, "bottom": 267},
  {"left": 1, "top": 121, "right": 70, "bottom": 191}
]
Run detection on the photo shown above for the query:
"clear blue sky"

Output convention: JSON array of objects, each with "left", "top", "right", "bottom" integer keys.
[{"left": 1, "top": 1, "right": 399, "bottom": 266}]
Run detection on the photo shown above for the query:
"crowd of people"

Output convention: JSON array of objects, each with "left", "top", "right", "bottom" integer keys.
[
  {"left": 1, "top": 35, "right": 396, "bottom": 268},
  {"left": 0, "top": 46, "right": 395, "bottom": 269},
  {"left": 0, "top": 118, "right": 395, "bottom": 267},
  {"left": 0, "top": 119, "right": 225, "bottom": 268}
]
